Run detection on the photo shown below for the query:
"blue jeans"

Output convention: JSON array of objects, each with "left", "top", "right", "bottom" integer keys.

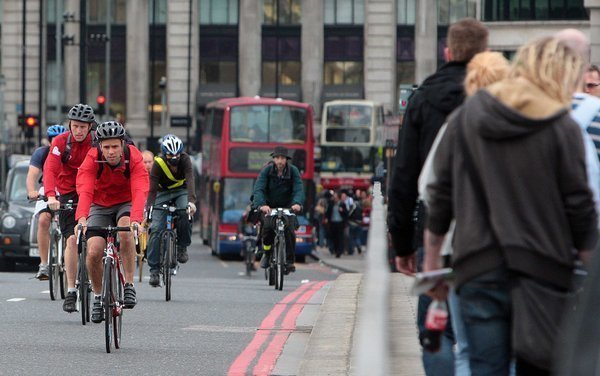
[
  {"left": 458, "top": 269, "right": 512, "bottom": 376},
  {"left": 416, "top": 248, "right": 455, "bottom": 376},
  {"left": 348, "top": 222, "right": 362, "bottom": 254},
  {"left": 147, "top": 189, "right": 191, "bottom": 273},
  {"left": 448, "top": 288, "right": 470, "bottom": 376}
]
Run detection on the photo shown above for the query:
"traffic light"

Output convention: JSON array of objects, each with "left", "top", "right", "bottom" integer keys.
[
  {"left": 96, "top": 94, "right": 106, "bottom": 116},
  {"left": 23, "top": 114, "right": 39, "bottom": 138}
]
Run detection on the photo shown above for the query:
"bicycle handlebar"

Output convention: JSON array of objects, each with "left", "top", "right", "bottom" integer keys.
[
  {"left": 76, "top": 223, "right": 139, "bottom": 246},
  {"left": 148, "top": 204, "right": 192, "bottom": 221},
  {"left": 29, "top": 195, "right": 77, "bottom": 210},
  {"left": 268, "top": 208, "right": 296, "bottom": 217}
]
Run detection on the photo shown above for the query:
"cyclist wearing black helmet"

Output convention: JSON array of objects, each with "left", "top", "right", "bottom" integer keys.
[
  {"left": 43, "top": 104, "right": 95, "bottom": 313},
  {"left": 145, "top": 134, "right": 196, "bottom": 287},
  {"left": 27, "top": 124, "right": 67, "bottom": 280},
  {"left": 76, "top": 121, "right": 149, "bottom": 323}
]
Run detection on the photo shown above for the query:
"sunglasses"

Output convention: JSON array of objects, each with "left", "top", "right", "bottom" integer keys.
[{"left": 586, "top": 82, "right": 600, "bottom": 89}]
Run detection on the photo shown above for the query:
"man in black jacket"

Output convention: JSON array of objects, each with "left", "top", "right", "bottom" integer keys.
[{"left": 387, "top": 18, "right": 488, "bottom": 376}]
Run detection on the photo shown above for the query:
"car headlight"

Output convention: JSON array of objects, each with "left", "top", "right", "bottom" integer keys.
[{"left": 3, "top": 215, "right": 16, "bottom": 229}]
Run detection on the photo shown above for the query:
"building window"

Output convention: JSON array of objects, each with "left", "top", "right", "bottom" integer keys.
[
  {"left": 324, "top": 32, "right": 363, "bottom": 85},
  {"left": 482, "top": 0, "right": 587, "bottom": 21},
  {"left": 324, "top": 62, "right": 363, "bottom": 85},
  {"left": 200, "top": 0, "right": 238, "bottom": 25},
  {"left": 262, "top": 36, "right": 301, "bottom": 86},
  {"left": 148, "top": 0, "right": 167, "bottom": 24},
  {"left": 200, "top": 34, "right": 238, "bottom": 84},
  {"left": 324, "top": 0, "right": 364, "bottom": 25},
  {"left": 397, "top": 0, "right": 416, "bottom": 25},
  {"left": 438, "top": 0, "right": 477, "bottom": 25},
  {"left": 263, "top": 0, "right": 301, "bottom": 25},
  {"left": 88, "top": 0, "right": 127, "bottom": 24}
]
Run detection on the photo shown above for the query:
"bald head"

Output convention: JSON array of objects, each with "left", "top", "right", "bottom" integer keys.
[{"left": 555, "top": 28, "right": 590, "bottom": 63}]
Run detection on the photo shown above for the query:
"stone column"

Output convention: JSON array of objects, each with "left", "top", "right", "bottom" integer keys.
[
  {"left": 586, "top": 0, "right": 600, "bottom": 64},
  {"left": 301, "top": 0, "right": 323, "bottom": 116},
  {"left": 414, "top": 0, "right": 437, "bottom": 84},
  {"left": 166, "top": 0, "right": 199, "bottom": 136},
  {"left": 64, "top": 0, "right": 80, "bottom": 107},
  {"left": 364, "top": 0, "right": 396, "bottom": 113},
  {"left": 239, "top": 1, "right": 262, "bottom": 97},
  {"left": 126, "top": 0, "right": 149, "bottom": 137},
  {"left": 1, "top": 0, "right": 42, "bottom": 138}
]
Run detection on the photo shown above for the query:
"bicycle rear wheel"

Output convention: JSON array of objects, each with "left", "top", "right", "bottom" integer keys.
[
  {"left": 48, "top": 234, "right": 59, "bottom": 301},
  {"left": 103, "top": 260, "right": 114, "bottom": 353},
  {"left": 275, "top": 236, "right": 285, "bottom": 291}
]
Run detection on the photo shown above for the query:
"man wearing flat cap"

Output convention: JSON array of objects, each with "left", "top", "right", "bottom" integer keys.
[{"left": 252, "top": 146, "right": 305, "bottom": 273}]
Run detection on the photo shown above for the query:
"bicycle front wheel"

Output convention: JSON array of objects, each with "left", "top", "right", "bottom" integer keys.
[
  {"left": 103, "top": 260, "right": 114, "bottom": 353},
  {"left": 59, "top": 237, "right": 67, "bottom": 299},
  {"left": 244, "top": 241, "right": 253, "bottom": 277},
  {"left": 79, "top": 246, "right": 90, "bottom": 325},
  {"left": 48, "top": 234, "right": 59, "bottom": 301},
  {"left": 114, "top": 262, "right": 123, "bottom": 349},
  {"left": 275, "top": 236, "right": 285, "bottom": 291},
  {"left": 163, "top": 232, "right": 176, "bottom": 302}
]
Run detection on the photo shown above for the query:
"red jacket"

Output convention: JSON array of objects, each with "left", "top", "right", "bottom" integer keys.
[
  {"left": 75, "top": 145, "right": 149, "bottom": 223},
  {"left": 43, "top": 132, "right": 93, "bottom": 197}
]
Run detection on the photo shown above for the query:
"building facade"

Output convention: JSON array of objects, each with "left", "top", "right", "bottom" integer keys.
[{"left": 0, "top": 0, "right": 596, "bottom": 150}]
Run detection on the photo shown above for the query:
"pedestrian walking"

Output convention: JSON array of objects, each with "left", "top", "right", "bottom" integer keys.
[
  {"left": 387, "top": 18, "right": 489, "bottom": 376},
  {"left": 424, "top": 36, "right": 597, "bottom": 375}
]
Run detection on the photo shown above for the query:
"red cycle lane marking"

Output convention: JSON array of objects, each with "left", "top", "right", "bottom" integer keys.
[
  {"left": 252, "top": 281, "right": 328, "bottom": 375},
  {"left": 227, "top": 282, "right": 315, "bottom": 376}
]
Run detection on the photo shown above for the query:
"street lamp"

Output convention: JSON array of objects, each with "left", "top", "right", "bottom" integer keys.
[{"left": 159, "top": 76, "right": 167, "bottom": 128}]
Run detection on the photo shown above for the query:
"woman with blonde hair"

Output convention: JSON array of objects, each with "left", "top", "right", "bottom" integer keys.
[
  {"left": 419, "top": 49, "right": 510, "bottom": 376},
  {"left": 424, "top": 37, "right": 596, "bottom": 375}
]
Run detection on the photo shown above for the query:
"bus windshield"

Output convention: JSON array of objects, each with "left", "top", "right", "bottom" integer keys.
[
  {"left": 230, "top": 105, "right": 307, "bottom": 143},
  {"left": 320, "top": 146, "right": 375, "bottom": 173},
  {"left": 326, "top": 104, "right": 372, "bottom": 127},
  {"left": 221, "top": 178, "right": 255, "bottom": 224}
]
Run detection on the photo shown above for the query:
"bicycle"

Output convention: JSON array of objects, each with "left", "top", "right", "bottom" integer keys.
[
  {"left": 240, "top": 223, "right": 258, "bottom": 277},
  {"left": 32, "top": 196, "right": 74, "bottom": 301},
  {"left": 79, "top": 224, "right": 138, "bottom": 353},
  {"left": 148, "top": 203, "right": 190, "bottom": 301},
  {"left": 265, "top": 208, "right": 296, "bottom": 291}
]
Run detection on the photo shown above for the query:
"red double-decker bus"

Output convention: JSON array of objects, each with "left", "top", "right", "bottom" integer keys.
[{"left": 199, "top": 97, "right": 316, "bottom": 259}]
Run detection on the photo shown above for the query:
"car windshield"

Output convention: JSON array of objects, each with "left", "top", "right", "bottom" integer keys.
[{"left": 9, "top": 167, "right": 29, "bottom": 202}]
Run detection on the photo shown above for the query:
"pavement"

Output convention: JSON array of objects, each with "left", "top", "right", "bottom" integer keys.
[{"left": 297, "top": 246, "right": 424, "bottom": 376}]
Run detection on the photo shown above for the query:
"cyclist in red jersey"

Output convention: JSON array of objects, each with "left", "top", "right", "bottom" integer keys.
[
  {"left": 75, "top": 121, "right": 149, "bottom": 323},
  {"left": 43, "top": 104, "right": 95, "bottom": 313}
]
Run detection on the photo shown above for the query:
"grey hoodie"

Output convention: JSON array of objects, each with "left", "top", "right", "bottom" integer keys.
[{"left": 427, "top": 78, "right": 598, "bottom": 288}]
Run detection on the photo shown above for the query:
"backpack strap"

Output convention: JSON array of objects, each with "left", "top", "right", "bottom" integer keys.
[
  {"left": 154, "top": 156, "right": 185, "bottom": 189},
  {"left": 60, "top": 134, "right": 72, "bottom": 164}
]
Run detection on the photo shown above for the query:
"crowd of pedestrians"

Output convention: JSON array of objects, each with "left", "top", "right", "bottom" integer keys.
[
  {"left": 388, "top": 17, "right": 600, "bottom": 376},
  {"left": 314, "top": 188, "right": 372, "bottom": 258}
]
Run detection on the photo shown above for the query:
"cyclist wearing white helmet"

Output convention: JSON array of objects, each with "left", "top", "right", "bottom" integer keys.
[
  {"left": 27, "top": 124, "right": 67, "bottom": 280},
  {"left": 145, "top": 134, "right": 196, "bottom": 287},
  {"left": 75, "top": 121, "right": 149, "bottom": 322},
  {"left": 43, "top": 104, "right": 95, "bottom": 313}
]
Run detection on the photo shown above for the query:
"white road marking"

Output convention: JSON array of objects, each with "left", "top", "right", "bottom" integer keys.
[
  {"left": 41, "top": 290, "right": 49, "bottom": 294},
  {"left": 7, "top": 298, "right": 26, "bottom": 302},
  {"left": 220, "top": 261, "right": 229, "bottom": 268}
]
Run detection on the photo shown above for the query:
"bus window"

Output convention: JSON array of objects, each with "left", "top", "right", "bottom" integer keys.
[
  {"left": 320, "top": 146, "right": 373, "bottom": 173},
  {"left": 229, "top": 147, "right": 307, "bottom": 174},
  {"left": 326, "top": 104, "right": 371, "bottom": 127},
  {"left": 268, "top": 105, "right": 307, "bottom": 143}
]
